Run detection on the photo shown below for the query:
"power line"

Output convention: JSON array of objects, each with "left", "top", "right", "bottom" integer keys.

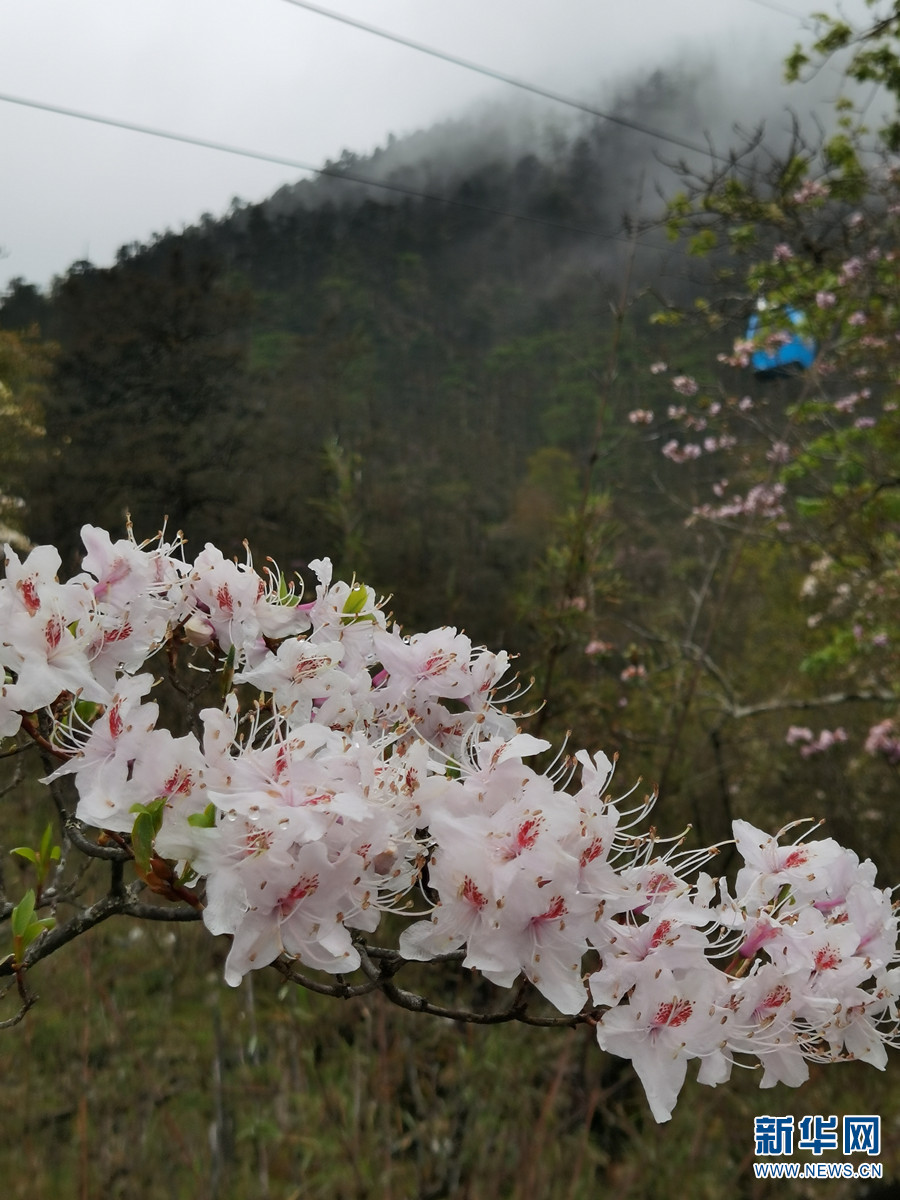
[
  {"left": 0, "top": 90, "right": 649, "bottom": 249},
  {"left": 279, "top": 0, "right": 733, "bottom": 164},
  {"left": 739, "top": 0, "right": 813, "bottom": 21}
]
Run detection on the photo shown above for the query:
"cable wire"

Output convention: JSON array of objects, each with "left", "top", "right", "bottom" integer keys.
[
  {"left": 0, "top": 90, "right": 650, "bottom": 249},
  {"left": 739, "top": 0, "right": 814, "bottom": 20},
  {"left": 279, "top": 0, "right": 734, "bottom": 163}
]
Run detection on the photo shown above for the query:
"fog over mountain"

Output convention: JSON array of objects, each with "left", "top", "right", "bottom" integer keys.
[{"left": 0, "top": 0, "right": 867, "bottom": 294}]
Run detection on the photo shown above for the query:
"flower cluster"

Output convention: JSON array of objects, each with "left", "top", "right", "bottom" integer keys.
[{"left": 3, "top": 526, "right": 899, "bottom": 1122}]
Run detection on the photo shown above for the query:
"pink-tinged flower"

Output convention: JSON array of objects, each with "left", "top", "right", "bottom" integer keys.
[
  {"left": 374, "top": 625, "right": 474, "bottom": 703},
  {"left": 723, "top": 965, "right": 810, "bottom": 1088},
  {"left": 236, "top": 638, "right": 345, "bottom": 725},
  {"left": 208, "top": 838, "right": 365, "bottom": 985},
  {"left": 733, "top": 819, "right": 849, "bottom": 910},
  {"left": 799, "top": 728, "right": 847, "bottom": 758},
  {"left": 44, "top": 674, "right": 168, "bottom": 831},
  {"left": 595, "top": 965, "right": 724, "bottom": 1122},
  {"left": 785, "top": 725, "right": 813, "bottom": 745},
  {"left": 671, "top": 375, "right": 699, "bottom": 397},
  {"left": 792, "top": 179, "right": 829, "bottom": 204},
  {"left": 649, "top": 361, "right": 668, "bottom": 374},
  {"left": 620, "top": 664, "right": 646, "bottom": 683},
  {"left": 865, "top": 720, "right": 900, "bottom": 765},
  {"left": 589, "top": 910, "right": 711, "bottom": 1007},
  {"left": 772, "top": 243, "right": 794, "bottom": 262},
  {"left": 584, "top": 639, "right": 612, "bottom": 657},
  {"left": 848, "top": 311, "right": 868, "bottom": 326},
  {"left": 838, "top": 256, "right": 864, "bottom": 283},
  {"left": 628, "top": 409, "right": 654, "bottom": 425},
  {"left": 186, "top": 544, "right": 309, "bottom": 665},
  {"left": 0, "top": 547, "right": 105, "bottom": 715},
  {"left": 816, "top": 290, "right": 837, "bottom": 308},
  {"left": 661, "top": 440, "right": 702, "bottom": 464}
]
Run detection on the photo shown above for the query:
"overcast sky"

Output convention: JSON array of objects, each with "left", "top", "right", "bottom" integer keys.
[{"left": 0, "top": 0, "right": 865, "bottom": 293}]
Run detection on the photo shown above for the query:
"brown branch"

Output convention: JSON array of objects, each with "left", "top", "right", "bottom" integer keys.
[
  {"left": 725, "top": 689, "right": 897, "bottom": 721},
  {"left": 275, "top": 940, "right": 592, "bottom": 1029}
]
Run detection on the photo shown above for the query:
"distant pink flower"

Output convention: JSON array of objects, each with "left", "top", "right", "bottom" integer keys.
[
  {"left": 786, "top": 726, "right": 814, "bottom": 745},
  {"left": 865, "top": 720, "right": 900, "bottom": 764},
  {"left": 672, "top": 375, "right": 699, "bottom": 397},
  {"left": 584, "top": 640, "right": 612, "bottom": 656},
  {"left": 620, "top": 664, "right": 647, "bottom": 683},
  {"left": 792, "top": 179, "right": 829, "bottom": 204}
]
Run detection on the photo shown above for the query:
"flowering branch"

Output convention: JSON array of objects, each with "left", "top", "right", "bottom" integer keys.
[{"left": 1, "top": 524, "right": 899, "bottom": 1124}]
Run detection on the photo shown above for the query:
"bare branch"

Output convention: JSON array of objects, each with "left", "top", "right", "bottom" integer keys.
[{"left": 726, "top": 689, "right": 898, "bottom": 721}]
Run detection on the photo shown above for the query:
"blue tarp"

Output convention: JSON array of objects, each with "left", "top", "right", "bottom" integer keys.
[{"left": 747, "top": 305, "right": 817, "bottom": 377}]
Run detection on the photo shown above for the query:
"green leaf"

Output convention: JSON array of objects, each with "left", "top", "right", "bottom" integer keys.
[
  {"left": 11, "top": 890, "right": 36, "bottom": 939},
  {"left": 220, "top": 643, "right": 236, "bottom": 698},
  {"left": 131, "top": 811, "right": 157, "bottom": 873},
  {"left": 276, "top": 572, "right": 300, "bottom": 606},
  {"left": 187, "top": 803, "right": 217, "bottom": 829},
  {"left": 74, "top": 699, "right": 101, "bottom": 723},
  {"left": 129, "top": 797, "right": 166, "bottom": 832},
  {"left": 24, "top": 917, "right": 55, "bottom": 941},
  {"left": 39, "top": 822, "right": 59, "bottom": 864},
  {"left": 342, "top": 583, "right": 368, "bottom": 616},
  {"left": 688, "top": 229, "right": 718, "bottom": 256},
  {"left": 10, "top": 847, "right": 38, "bottom": 865}
]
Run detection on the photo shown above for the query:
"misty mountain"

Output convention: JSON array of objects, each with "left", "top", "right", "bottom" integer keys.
[{"left": 0, "top": 58, "right": 846, "bottom": 643}]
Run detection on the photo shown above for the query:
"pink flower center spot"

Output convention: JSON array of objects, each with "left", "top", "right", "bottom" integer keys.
[
  {"left": 814, "top": 945, "right": 841, "bottom": 972},
  {"left": 279, "top": 873, "right": 319, "bottom": 915},
  {"left": 108, "top": 703, "right": 124, "bottom": 739},
  {"left": 19, "top": 577, "right": 41, "bottom": 614},
  {"left": 782, "top": 848, "right": 809, "bottom": 869},
  {"left": 500, "top": 817, "right": 543, "bottom": 860},
  {"left": 762, "top": 985, "right": 791, "bottom": 1009},
  {"left": 216, "top": 585, "right": 234, "bottom": 615},
  {"left": 424, "top": 652, "right": 454, "bottom": 676},
  {"left": 460, "top": 876, "right": 487, "bottom": 910},
  {"left": 291, "top": 656, "right": 322, "bottom": 682},
  {"left": 534, "top": 895, "right": 567, "bottom": 923},
  {"left": 649, "top": 919, "right": 674, "bottom": 949},
  {"left": 244, "top": 829, "right": 273, "bottom": 856},
  {"left": 653, "top": 998, "right": 693, "bottom": 1029},
  {"left": 645, "top": 872, "right": 676, "bottom": 900},
  {"left": 402, "top": 768, "right": 418, "bottom": 795},
  {"left": 44, "top": 615, "right": 63, "bottom": 650},
  {"left": 163, "top": 767, "right": 193, "bottom": 796},
  {"left": 102, "top": 622, "right": 133, "bottom": 645},
  {"left": 515, "top": 818, "right": 541, "bottom": 851},
  {"left": 580, "top": 836, "right": 605, "bottom": 867}
]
